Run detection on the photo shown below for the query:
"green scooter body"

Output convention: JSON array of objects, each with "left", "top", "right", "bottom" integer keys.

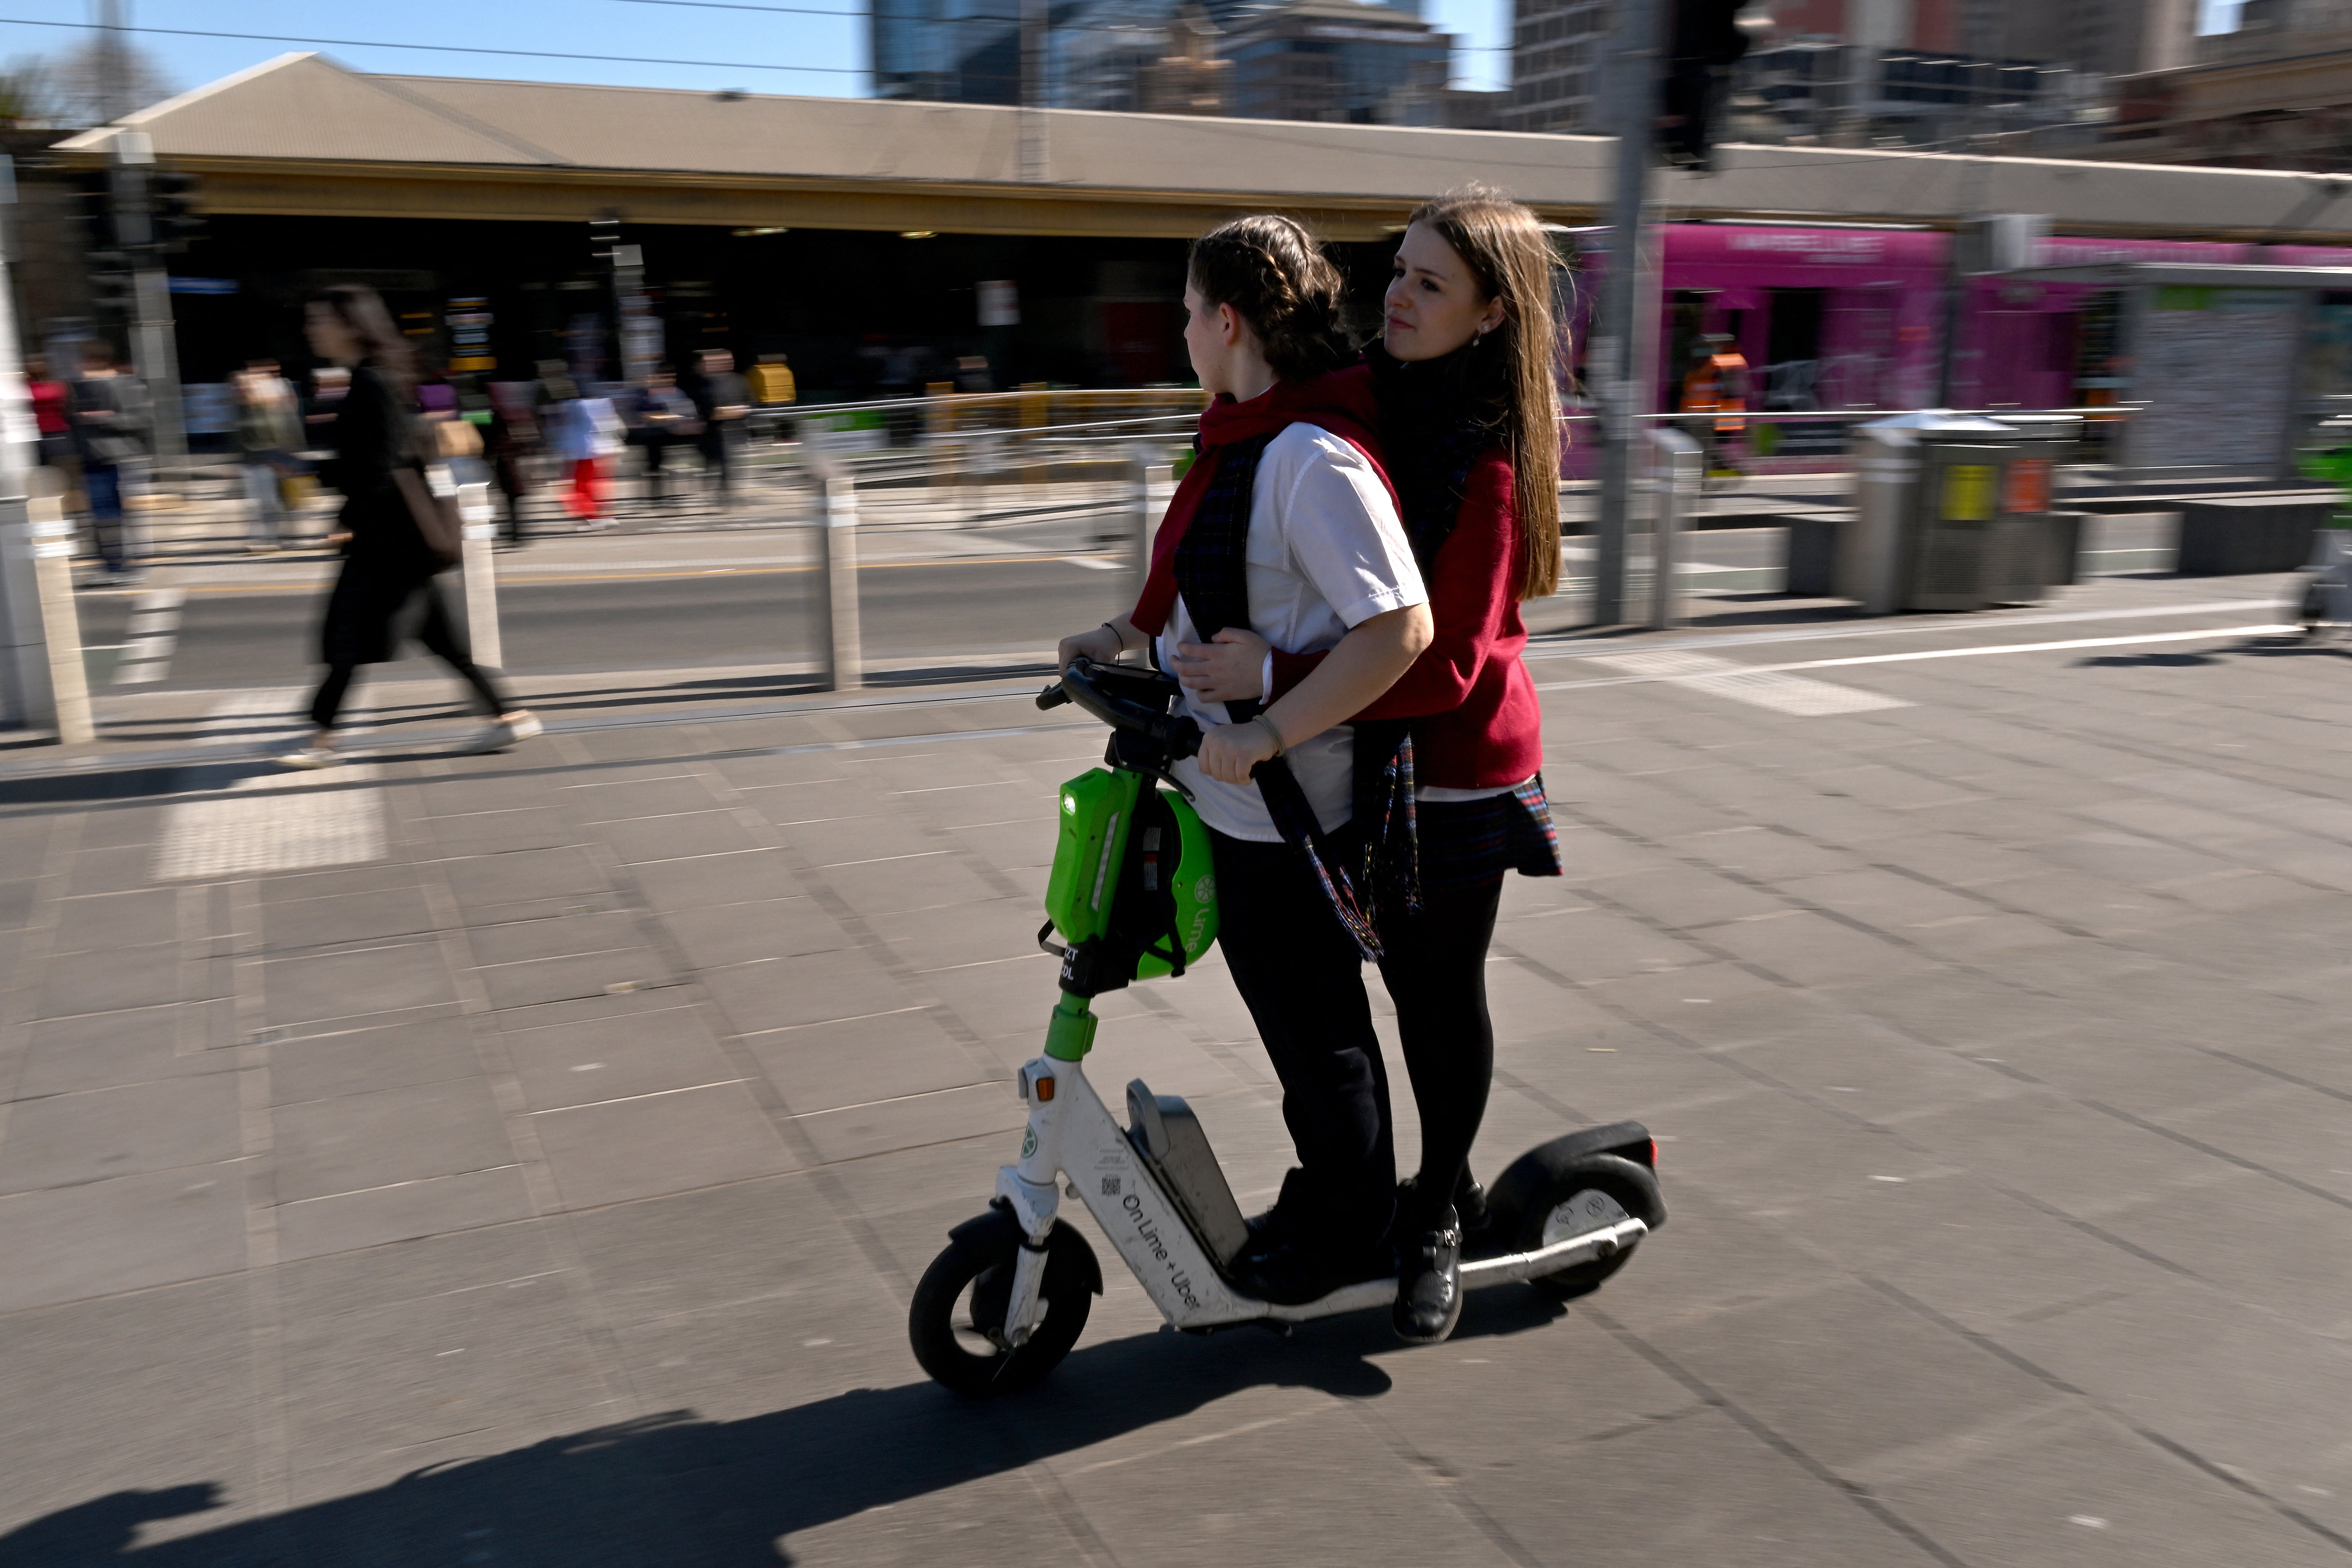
[{"left": 1043, "top": 767, "right": 1219, "bottom": 981}]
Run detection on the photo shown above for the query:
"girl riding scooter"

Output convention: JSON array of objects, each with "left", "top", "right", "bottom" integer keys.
[
  {"left": 1174, "top": 190, "right": 1566, "bottom": 1344},
  {"left": 1054, "top": 215, "right": 1433, "bottom": 1308}
]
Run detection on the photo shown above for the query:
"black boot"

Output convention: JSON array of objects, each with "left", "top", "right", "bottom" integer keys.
[{"left": 1393, "top": 1201, "right": 1463, "bottom": 1344}]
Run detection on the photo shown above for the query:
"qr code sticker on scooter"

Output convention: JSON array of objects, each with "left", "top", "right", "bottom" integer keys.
[{"left": 1100, "top": 1175, "right": 1121, "bottom": 1197}]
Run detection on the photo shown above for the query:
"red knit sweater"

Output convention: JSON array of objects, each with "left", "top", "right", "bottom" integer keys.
[{"left": 1269, "top": 448, "right": 1543, "bottom": 790}]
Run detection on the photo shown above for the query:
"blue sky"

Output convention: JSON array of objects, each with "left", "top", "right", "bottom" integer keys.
[{"left": 0, "top": 0, "right": 2241, "bottom": 113}]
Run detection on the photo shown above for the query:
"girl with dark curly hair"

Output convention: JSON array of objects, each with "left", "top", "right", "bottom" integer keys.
[{"left": 1056, "top": 214, "right": 1433, "bottom": 1305}]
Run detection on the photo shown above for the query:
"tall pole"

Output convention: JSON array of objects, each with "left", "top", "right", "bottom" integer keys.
[
  {"left": 94, "top": 0, "right": 133, "bottom": 122},
  {"left": 1019, "top": 0, "right": 1047, "bottom": 182},
  {"left": 1592, "top": 0, "right": 1662, "bottom": 626},
  {"left": 0, "top": 153, "right": 92, "bottom": 740},
  {"left": 110, "top": 130, "right": 185, "bottom": 476}
]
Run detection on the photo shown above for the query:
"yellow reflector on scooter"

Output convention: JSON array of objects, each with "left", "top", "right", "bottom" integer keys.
[{"left": 1035, "top": 1075, "right": 1055, "bottom": 1102}]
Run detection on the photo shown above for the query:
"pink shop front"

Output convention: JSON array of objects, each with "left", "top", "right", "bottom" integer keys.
[{"left": 1568, "top": 225, "right": 2261, "bottom": 476}]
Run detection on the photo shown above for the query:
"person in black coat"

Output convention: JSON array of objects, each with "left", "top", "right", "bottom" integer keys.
[{"left": 279, "top": 285, "right": 540, "bottom": 769}]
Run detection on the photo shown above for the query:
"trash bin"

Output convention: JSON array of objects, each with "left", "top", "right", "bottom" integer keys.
[{"left": 1848, "top": 411, "right": 2070, "bottom": 613}]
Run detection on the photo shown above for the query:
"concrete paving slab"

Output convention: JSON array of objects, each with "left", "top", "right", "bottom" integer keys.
[
  {"left": 262, "top": 939, "right": 461, "bottom": 1027},
  {"left": 0, "top": 1073, "right": 245, "bottom": 1195},
  {"left": 258, "top": 883, "right": 443, "bottom": 952},
  {"left": 530, "top": 1080, "right": 796, "bottom": 1209},
  {"left": 655, "top": 895, "right": 852, "bottom": 968},
  {"left": 790, "top": 1081, "right": 1028, "bottom": 1167},
  {"left": 270, "top": 1077, "right": 517, "bottom": 1205},
  {"left": 0, "top": 1163, "right": 250, "bottom": 1312},
  {"left": 264, "top": 1012, "right": 482, "bottom": 1104},
  {"left": 500, "top": 1004, "right": 738, "bottom": 1113},
  {"left": 14, "top": 1004, "right": 232, "bottom": 1097},
  {"left": 275, "top": 1164, "right": 539, "bottom": 1263}
]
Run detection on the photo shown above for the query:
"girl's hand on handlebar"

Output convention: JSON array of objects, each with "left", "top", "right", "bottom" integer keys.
[
  {"left": 1056, "top": 624, "right": 1124, "bottom": 673},
  {"left": 1196, "top": 719, "right": 1278, "bottom": 785},
  {"left": 1173, "top": 627, "right": 1270, "bottom": 703}
]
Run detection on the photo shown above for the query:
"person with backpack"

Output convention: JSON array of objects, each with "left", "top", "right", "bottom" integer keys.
[
  {"left": 1173, "top": 190, "right": 1566, "bottom": 1343},
  {"left": 1056, "top": 215, "right": 1433, "bottom": 1307},
  {"left": 278, "top": 285, "right": 540, "bottom": 769}
]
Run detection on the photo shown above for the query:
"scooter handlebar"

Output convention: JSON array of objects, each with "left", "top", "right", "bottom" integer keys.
[{"left": 1041, "top": 658, "right": 1204, "bottom": 762}]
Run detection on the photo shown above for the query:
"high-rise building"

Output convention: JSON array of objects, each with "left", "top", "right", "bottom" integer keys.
[
  {"left": 1734, "top": 0, "right": 2187, "bottom": 148},
  {"left": 1501, "top": 0, "right": 1607, "bottom": 132},
  {"left": 1136, "top": 4, "right": 1235, "bottom": 112},
  {"left": 872, "top": 0, "right": 1026, "bottom": 104},
  {"left": 2092, "top": 0, "right": 2352, "bottom": 168},
  {"left": 1218, "top": 0, "right": 1454, "bottom": 123}
]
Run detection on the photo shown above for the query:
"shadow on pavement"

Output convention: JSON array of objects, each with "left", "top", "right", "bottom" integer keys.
[{"left": 0, "top": 1293, "right": 1567, "bottom": 1568}]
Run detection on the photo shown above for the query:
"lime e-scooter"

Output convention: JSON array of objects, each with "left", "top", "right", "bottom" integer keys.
[{"left": 905, "top": 657, "right": 1666, "bottom": 1396}]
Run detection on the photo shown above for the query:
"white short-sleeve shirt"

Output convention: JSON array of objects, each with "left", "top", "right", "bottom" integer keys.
[{"left": 1157, "top": 422, "right": 1427, "bottom": 842}]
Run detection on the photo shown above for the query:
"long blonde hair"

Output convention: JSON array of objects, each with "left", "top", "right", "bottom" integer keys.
[{"left": 1404, "top": 190, "right": 1562, "bottom": 599}]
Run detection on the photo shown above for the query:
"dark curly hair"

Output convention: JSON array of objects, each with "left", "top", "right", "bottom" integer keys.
[{"left": 1187, "top": 215, "right": 1357, "bottom": 383}]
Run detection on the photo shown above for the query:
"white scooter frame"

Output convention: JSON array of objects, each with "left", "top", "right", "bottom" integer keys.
[{"left": 988, "top": 1052, "right": 1650, "bottom": 1342}]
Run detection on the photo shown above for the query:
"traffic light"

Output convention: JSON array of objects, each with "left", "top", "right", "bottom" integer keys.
[
  {"left": 88, "top": 249, "right": 138, "bottom": 315},
  {"left": 148, "top": 169, "right": 203, "bottom": 254},
  {"left": 70, "top": 170, "right": 135, "bottom": 318},
  {"left": 1660, "top": 0, "right": 1757, "bottom": 172}
]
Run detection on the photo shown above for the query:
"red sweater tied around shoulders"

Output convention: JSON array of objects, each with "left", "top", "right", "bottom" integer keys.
[{"left": 1129, "top": 367, "right": 1391, "bottom": 635}]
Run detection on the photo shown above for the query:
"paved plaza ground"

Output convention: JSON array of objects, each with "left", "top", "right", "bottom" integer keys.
[{"left": 2, "top": 569, "right": 2350, "bottom": 1566}]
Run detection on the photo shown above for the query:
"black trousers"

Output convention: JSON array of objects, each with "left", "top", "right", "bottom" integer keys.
[
  {"left": 1376, "top": 875, "right": 1505, "bottom": 1218},
  {"left": 1212, "top": 826, "right": 1395, "bottom": 1252},
  {"left": 308, "top": 583, "right": 509, "bottom": 729}
]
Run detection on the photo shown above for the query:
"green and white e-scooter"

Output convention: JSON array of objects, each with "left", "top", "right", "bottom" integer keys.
[{"left": 906, "top": 657, "right": 1666, "bottom": 1396}]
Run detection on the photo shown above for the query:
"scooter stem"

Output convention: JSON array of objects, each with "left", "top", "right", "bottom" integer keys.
[{"left": 1045, "top": 994, "right": 1096, "bottom": 1062}]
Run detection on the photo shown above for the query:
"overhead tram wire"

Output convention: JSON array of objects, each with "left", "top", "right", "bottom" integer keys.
[{"left": 0, "top": 15, "right": 864, "bottom": 76}]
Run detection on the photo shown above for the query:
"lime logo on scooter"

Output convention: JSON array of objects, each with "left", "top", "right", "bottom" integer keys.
[{"left": 1021, "top": 1127, "right": 1038, "bottom": 1159}]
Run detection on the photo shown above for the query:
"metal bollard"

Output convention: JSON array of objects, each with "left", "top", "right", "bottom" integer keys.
[
  {"left": 22, "top": 470, "right": 94, "bottom": 743},
  {"left": 458, "top": 473, "right": 502, "bottom": 672},
  {"left": 1646, "top": 426, "right": 1701, "bottom": 631},
  {"left": 817, "top": 467, "right": 861, "bottom": 691}
]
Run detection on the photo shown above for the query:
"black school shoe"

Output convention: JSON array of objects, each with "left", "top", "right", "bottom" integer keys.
[{"left": 1392, "top": 1203, "right": 1464, "bottom": 1343}]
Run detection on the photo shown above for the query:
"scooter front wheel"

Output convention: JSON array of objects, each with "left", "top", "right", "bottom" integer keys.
[{"left": 909, "top": 1214, "right": 1098, "bottom": 1396}]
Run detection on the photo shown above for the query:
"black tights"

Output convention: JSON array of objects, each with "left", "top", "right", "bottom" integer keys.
[
  {"left": 1377, "top": 874, "right": 1504, "bottom": 1218},
  {"left": 1213, "top": 826, "right": 1396, "bottom": 1252},
  {"left": 309, "top": 589, "right": 509, "bottom": 729}
]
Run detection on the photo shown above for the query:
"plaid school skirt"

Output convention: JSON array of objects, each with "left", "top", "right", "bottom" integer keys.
[{"left": 1414, "top": 776, "right": 1563, "bottom": 892}]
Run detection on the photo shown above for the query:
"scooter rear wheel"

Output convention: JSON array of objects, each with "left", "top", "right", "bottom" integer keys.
[
  {"left": 909, "top": 1218, "right": 1097, "bottom": 1396},
  {"left": 1500, "top": 1152, "right": 1662, "bottom": 1302}
]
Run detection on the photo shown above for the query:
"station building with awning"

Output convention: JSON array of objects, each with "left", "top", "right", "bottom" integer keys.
[{"left": 55, "top": 51, "right": 2352, "bottom": 396}]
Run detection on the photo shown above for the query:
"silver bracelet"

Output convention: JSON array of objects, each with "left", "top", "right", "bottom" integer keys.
[{"left": 1252, "top": 713, "right": 1287, "bottom": 758}]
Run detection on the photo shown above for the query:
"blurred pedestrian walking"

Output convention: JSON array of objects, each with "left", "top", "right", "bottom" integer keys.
[
  {"left": 485, "top": 383, "right": 540, "bottom": 546},
  {"left": 26, "top": 352, "right": 72, "bottom": 472},
  {"left": 631, "top": 365, "right": 698, "bottom": 509},
  {"left": 545, "top": 366, "right": 621, "bottom": 530},
  {"left": 234, "top": 358, "right": 304, "bottom": 551},
  {"left": 279, "top": 285, "right": 540, "bottom": 769},
  {"left": 70, "top": 343, "right": 149, "bottom": 585},
  {"left": 693, "top": 348, "right": 749, "bottom": 504},
  {"left": 25, "top": 352, "right": 78, "bottom": 516}
]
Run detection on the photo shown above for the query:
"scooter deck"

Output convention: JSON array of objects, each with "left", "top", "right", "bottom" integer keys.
[{"left": 1229, "top": 1218, "right": 1648, "bottom": 1325}]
